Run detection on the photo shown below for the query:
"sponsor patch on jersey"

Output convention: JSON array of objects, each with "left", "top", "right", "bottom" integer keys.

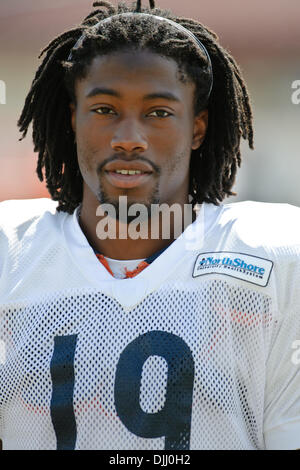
[{"left": 193, "top": 251, "right": 273, "bottom": 287}]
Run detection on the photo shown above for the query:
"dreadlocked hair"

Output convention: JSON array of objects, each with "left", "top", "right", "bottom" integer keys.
[{"left": 18, "top": 0, "right": 254, "bottom": 214}]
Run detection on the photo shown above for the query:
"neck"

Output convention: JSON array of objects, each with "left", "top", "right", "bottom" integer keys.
[{"left": 78, "top": 191, "right": 197, "bottom": 261}]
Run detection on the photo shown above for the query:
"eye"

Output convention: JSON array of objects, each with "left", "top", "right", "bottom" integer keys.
[
  {"left": 93, "top": 106, "right": 116, "bottom": 115},
  {"left": 148, "top": 109, "right": 172, "bottom": 118}
]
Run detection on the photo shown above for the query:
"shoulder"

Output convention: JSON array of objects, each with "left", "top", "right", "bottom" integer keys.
[
  {"left": 0, "top": 198, "right": 58, "bottom": 228},
  {"left": 0, "top": 198, "right": 70, "bottom": 290},
  {"left": 0, "top": 198, "right": 60, "bottom": 267},
  {"left": 216, "top": 200, "right": 300, "bottom": 250},
  {"left": 203, "top": 201, "right": 300, "bottom": 313},
  {"left": 0, "top": 197, "right": 61, "bottom": 241}
]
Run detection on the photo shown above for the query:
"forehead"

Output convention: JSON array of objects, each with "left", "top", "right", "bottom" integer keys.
[{"left": 75, "top": 48, "right": 195, "bottom": 100}]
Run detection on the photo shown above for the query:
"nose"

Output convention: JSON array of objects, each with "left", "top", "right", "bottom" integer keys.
[{"left": 111, "top": 118, "right": 148, "bottom": 153}]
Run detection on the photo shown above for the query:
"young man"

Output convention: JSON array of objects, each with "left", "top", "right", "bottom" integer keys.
[{"left": 0, "top": 0, "right": 299, "bottom": 450}]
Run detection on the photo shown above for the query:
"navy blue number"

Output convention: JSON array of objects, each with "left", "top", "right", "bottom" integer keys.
[
  {"left": 50, "top": 334, "right": 78, "bottom": 450},
  {"left": 50, "top": 331, "right": 194, "bottom": 449},
  {"left": 114, "top": 330, "right": 195, "bottom": 449}
]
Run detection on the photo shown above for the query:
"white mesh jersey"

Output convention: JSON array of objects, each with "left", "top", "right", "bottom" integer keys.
[{"left": 0, "top": 198, "right": 300, "bottom": 450}]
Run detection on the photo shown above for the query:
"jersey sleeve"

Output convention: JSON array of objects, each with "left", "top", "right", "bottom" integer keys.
[{"left": 263, "top": 239, "right": 300, "bottom": 449}]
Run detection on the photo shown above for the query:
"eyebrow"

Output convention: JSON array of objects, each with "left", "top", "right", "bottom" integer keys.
[{"left": 85, "top": 87, "right": 181, "bottom": 103}]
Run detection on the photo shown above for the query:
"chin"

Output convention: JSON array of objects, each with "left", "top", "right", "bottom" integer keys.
[{"left": 97, "top": 190, "right": 161, "bottom": 222}]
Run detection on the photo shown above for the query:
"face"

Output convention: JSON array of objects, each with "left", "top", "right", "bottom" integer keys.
[{"left": 70, "top": 48, "right": 208, "bottom": 218}]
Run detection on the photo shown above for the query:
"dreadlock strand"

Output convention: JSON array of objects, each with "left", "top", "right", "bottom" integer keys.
[
  {"left": 92, "top": 0, "right": 117, "bottom": 15},
  {"left": 32, "top": 38, "right": 76, "bottom": 92},
  {"left": 38, "top": 28, "right": 84, "bottom": 59},
  {"left": 83, "top": 1, "right": 118, "bottom": 24},
  {"left": 214, "top": 46, "right": 244, "bottom": 153},
  {"left": 18, "top": 37, "right": 75, "bottom": 140},
  {"left": 135, "top": 0, "right": 142, "bottom": 12},
  {"left": 226, "top": 55, "right": 254, "bottom": 148}
]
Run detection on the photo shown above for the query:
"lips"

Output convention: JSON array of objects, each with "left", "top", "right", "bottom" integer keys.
[
  {"left": 103, "top": 159, "right": 154, "bottom": 189},
  {"left": 103, "top": 160, "right": 153, "bottom": 174}
]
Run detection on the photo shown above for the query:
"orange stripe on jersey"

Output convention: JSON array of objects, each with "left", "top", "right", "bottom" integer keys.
[
  {"left": 124, "top": 261, "right": 149, "bottom": 278},
  {"left": 95, "top": 254, "right": 115, "bottom": 277}
]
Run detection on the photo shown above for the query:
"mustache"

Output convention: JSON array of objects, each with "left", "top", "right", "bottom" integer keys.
[{"left": 97, "top": 153, "right": 161, "bottom": 175}]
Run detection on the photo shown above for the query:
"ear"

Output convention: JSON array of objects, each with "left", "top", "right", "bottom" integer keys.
[
  {"left": 191, "top": 109, "right": 208, "bottom": 150},
  {"left": 69, "top": 102, "right": 76, "bottom": 134}
]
